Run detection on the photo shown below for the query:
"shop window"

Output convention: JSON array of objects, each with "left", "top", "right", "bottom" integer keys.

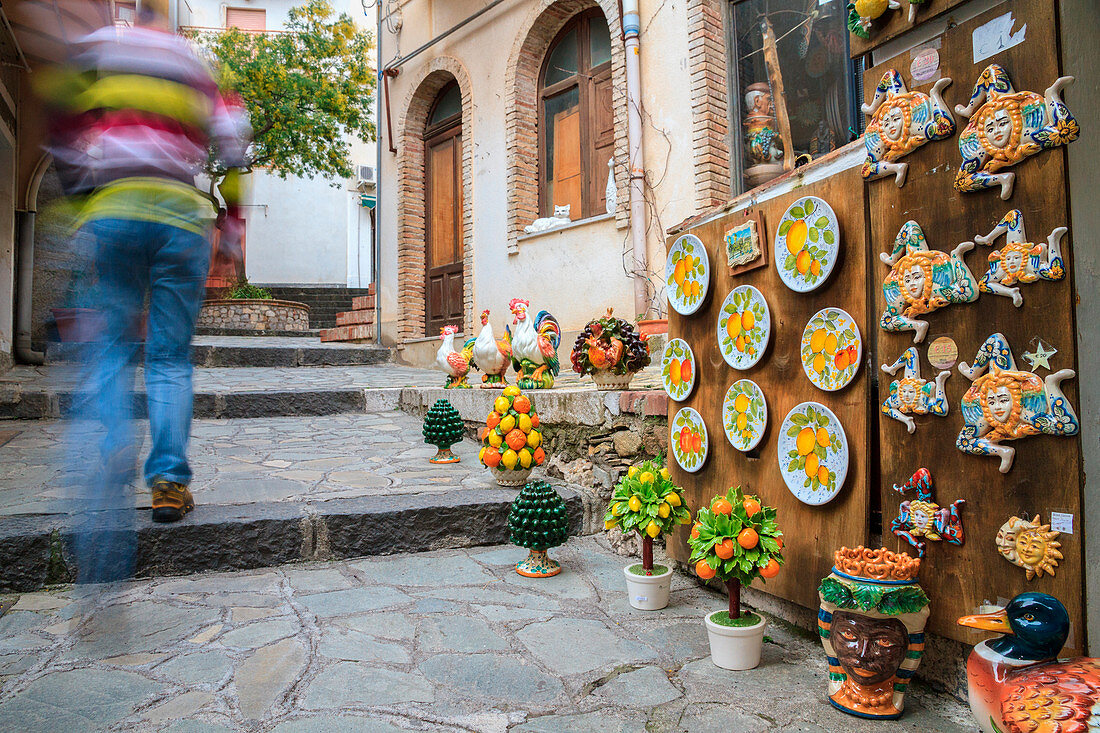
[
  {"left": 538, "top": 10, "right": 613, "bottom": 221},
  {"left": 225, "top": 7, "right": 266, "bottom": 32},
  {"left": 728, "top": 0, "right": 860, "bottom": 192},
  {"left": 112, "top": 1, "right": 136, "bottom": 25}
]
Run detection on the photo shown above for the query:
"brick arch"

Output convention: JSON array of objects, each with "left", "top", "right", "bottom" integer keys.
[
  {"left": 395, "top": 57, "right": 474, "bottom": 342},
  {"left": 504, "top": 0, "right": 628, "bottom": 253}
]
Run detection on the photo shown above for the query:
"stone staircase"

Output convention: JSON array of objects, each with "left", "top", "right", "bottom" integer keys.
[
  {"left": 320, "top": 284, "right": 376, "bottom": 343},
  {"left": 255, "top": 285, "right": 376, "bottom": 330}
]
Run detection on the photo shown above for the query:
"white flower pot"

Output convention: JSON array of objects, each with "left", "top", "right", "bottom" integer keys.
[
  {"left": 592, "top": 370, "right": 634, "bottom": 390},
  {"left": 704, "top": 610, "right": 766, "bottom": 670},
  {"left": 623, "top": 564, "right": 672, "bottom": 610}
]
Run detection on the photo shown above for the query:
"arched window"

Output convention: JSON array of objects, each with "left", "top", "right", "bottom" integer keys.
[{"left": 539, "top": 10, "right": 613, "bottom": 221}]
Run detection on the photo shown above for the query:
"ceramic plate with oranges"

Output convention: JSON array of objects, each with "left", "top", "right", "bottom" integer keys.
[
  {"left": 716, "top": 285, "right": 770, "bottom": 370},
  {"left": 773, "top": 196, "right": 839, "bottom": 293},
  {"left": 665, "top": 234, "right": 710, "bottom": 315},
  {"left": 661, "top": 338, "right": 696, "bottom": 402},
  {"left": 777, "top": 402, "right": 848, "bottom": 505},
  {"left": 800, "top": 307, "right": 862, "bottom": 391},
  {"left": 671, "top": 406, "right": 708, "bottom": 473},
  {"left": 722, "top": 379, "right": 767, "bottom": 452}
]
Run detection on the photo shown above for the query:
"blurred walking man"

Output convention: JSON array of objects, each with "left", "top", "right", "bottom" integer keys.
[{"left": 39, "top": 0, "right": 249, "bottom": 554}]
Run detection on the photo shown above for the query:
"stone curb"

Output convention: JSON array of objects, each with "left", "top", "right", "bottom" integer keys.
[
  {"left": 44, "top": 342, "right": 392, "bottom": 368},
  {"left": 0, "top": 482, "right": 603, "bottom": 592}
]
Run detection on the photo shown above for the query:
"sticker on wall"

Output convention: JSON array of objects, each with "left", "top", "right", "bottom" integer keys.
[
  {"left": 957, "top": 333, "right": 1079, "bottom": 474},
  {"left": 801, "top": 307, "right": 861, "bottom": 392},
  {"left": 1023, "top": 340, "right": 1057, "bottom": 372},
  {"left": 880, "top": 220, "right": 980, "bottom": 343},
  {"left": 774, "top": 196, "right": 840, "bottom": 293},
  {"left": 927, "top": 336, "right": 959, "bottom": 370},
  {"left": 778, "top": 402, "right": 848, "bottom": 506},
  {"left": 880, "top": 347, "right": 950, "bottom": 434},
  {"left": 889, "top": 468, "right": 965, "bottom": 558},
  {"left": 665, "top": 234, "right": 710, "bottom": 315},
  {"left": 722, "top": 379, "right": 767, "bottom": 453},
  {"left": 717, "top": 285, "right": 770, "bottom": 370},
  {"left": 974, "top": 210, "right": 1068, "bottom": 307},
  {"left": 661, "top": 338, "right": 696, "bottom": 402},
  {"left": 996, "top": 514, "right": 1062, "bottom": 580},
  {"left": 671, "top": 406, "right": 708, "bottom": 473}
]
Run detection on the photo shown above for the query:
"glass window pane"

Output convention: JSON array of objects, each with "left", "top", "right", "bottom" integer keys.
[
  {"left": 544, "top": 27, "right": 579, "bottom": 86},
  {"left": 731, "top": 0, "right": 852, "bottom": 191},
  {"left": 543, "top": 85, "right": 581, "bottom": 218},
  {"left": 428, "top": 83, "right": 461, "bottom": 126},
  {"left": 589, "top": 16, "right": 612, "bottom": 68}
]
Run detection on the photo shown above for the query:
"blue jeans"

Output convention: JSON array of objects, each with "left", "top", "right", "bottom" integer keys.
[{"left": 78, "top": 217, "right": 211, "bottom": 487}]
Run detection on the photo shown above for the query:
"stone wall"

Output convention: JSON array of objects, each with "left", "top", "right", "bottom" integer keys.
[{"left": 197, "top": 299, "right": 310, "bottom": 333}]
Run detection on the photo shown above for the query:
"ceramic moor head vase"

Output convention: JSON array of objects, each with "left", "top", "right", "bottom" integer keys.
[{"left": 818, "top": 547, "right": 930, "bottom": 719}]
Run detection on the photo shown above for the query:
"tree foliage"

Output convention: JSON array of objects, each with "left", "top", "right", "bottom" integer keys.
[{"left": 189, "top": 0, "right": 376, "bottom": 179}]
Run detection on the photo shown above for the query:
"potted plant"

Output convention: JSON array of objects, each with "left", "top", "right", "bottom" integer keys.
[
  {"left": 570, "top": 308, "right": 651, "bottom": 389},
  {"left": 604, "top": 457, "right": 691, "bottom": 610},
  {"left": 688, "top": 486, "right": 783, "bottom": 670},
  {"left": 479, "top": 385, "right": 546, "bottom": 487}
]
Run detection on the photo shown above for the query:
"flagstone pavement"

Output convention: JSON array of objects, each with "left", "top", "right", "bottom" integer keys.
[{"left": 0, "top": 535, "right": 975, "bottom": 732}]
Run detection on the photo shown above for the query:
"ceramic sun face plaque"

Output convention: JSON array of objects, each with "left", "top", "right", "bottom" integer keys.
[
  {"left": 717, "top": 285, "right": 770, "bottom": 370},
  {"left": 665, "top": 234, "right": 710, "bottom": 316},
  {"left": 880, "top": 347, "right": 949, "bottom": 434},
  {"left": 957, "top": 333, "right": 1079, "bottom": 474},
  {"left": 975, "top": 210, "right": 1068, "bottom": 308},
  {"left": 955, "top": 64, "right": 1079, "bottom": 200},
  {"left": 778, "top": 402, "right": 848, "bottom": 506},
  {"left": 671, "top": 406, "right": 708, "bottom": 473},
  {"left": 861, "top": 70, "right": 955, "bottom": 187},
  {"left": 774, "top": 196, "right": 839, "bottom": 292},
  {"left": 661, "top": 338, "right": 696, "bottom": 402},
  {"left": 722, "top": 379, "right": 767, "bottom": 452},
  {"left": 880, "top": 220, "right": 979, "bottom": 343},
  {"left": 801, "top": 307, "right": 861, "bottom": 391},
  {"left": 996, "top": 515, "right": 1063, "bottom": 581}
]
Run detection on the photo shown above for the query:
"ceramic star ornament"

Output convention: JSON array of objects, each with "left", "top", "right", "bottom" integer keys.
[{"left": 1023, "top": 342, "right": 1057, "bottom": 371}]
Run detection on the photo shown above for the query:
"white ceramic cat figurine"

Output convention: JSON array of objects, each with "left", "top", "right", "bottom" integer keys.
[
  {"left": 605, "top": 159, "right": 617, "bottom": 215},
  {"left": 524, "top": 204, "right": 572, "bottom": 234}
]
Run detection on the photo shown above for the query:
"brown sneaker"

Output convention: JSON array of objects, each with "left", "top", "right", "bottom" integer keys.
[{"left": 151, "top": 479, "right": 195, "bottom": 523}]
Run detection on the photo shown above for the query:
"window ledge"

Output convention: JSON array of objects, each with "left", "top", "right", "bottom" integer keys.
[{"left": 514, "top": 212, "right": 615, "bottom": 249}]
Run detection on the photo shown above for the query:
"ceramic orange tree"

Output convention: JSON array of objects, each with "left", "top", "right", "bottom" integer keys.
[
  {"left": 479, "top": 385, "right": 546, "bottom": 486},
  {"left": 688, "top": 486, "right": 783, "bottom": 621},
  {"left": 604, "top": 458, "right": 691, "bottom": 574}
]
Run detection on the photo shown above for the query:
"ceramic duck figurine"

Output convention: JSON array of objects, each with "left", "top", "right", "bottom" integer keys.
[
  {"left": 958, "top": 592, "right": 1100, "bottom": 733},
  {"left": 471, "top": 309, "right": 511, "bottom": 387}
]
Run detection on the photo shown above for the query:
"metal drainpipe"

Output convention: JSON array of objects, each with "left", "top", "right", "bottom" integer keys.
[
  {"left": 621, "top": 0, "right": 649, "bottom": 319},
  {"left": 374, "top": 4, "right": 383, "bottom": 342},
  {"left": 15, "top": 210, "right": 45, "bottom": 365}
]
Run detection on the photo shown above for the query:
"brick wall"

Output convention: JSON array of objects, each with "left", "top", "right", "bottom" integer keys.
[
  {"left": 687, "top": 0, "right": 733, "bottom": 209},
  {"left": 394, "top": 58, "right": 475, "bottom": 343}
]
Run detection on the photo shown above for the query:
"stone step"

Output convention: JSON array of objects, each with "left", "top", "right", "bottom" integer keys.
[
  {"left": 336, "top": 309, "right": 375, "bottom": 326},
  {"left": 319, "top": 324, "right": 375, "bottom": 343}
]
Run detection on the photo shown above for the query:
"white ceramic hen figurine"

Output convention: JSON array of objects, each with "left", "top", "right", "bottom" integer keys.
[
  {"left": 471, "top": 310, "right": 511, "bottom": 388},
  {"left": 505, "top": 298, "right": 560, "bottom": 389},
  {"left": 435, "top": 325, "right": 475, "bottom": 389}
]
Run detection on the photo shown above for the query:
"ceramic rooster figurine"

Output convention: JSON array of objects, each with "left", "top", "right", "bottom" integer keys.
[
  {"left": 471, "top": 309, "right": 511, "bottom": 388},
  {"left": 505, "top": 298, "right": 561, "bottom": 389},
  {"left": 958, "top": 592, "right": 1100, "bottom": 733},
  {"left": 435, "top": 325, "right": 475, "bottom": 389}
]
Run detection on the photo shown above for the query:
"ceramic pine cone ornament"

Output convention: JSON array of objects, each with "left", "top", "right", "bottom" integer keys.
[
  {"left": 423, "top": 399, "right": 464, "bottom": 464},
  {"left": 508, "top": 480, "right": 570, "bottom": 577}
]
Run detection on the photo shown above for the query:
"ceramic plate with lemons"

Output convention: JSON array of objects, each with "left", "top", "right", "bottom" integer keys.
[
  {"left": 777, "top": 401, "right": 848, "bottom": 505},
  {"left": 665, "top": 234, "right": 710, "bottom": 315},
  {"left": 716, "top": 285, "right": 770, "bottom": 370},
  {"left": 722, "top": 379, "right": 767, "bottom": 452},
  {"left": 774, "top": 196, "right": 839, "bottom": 293},
  {"left": 661, "top": 338, "right": 696, "bottom": 402},
  {"left": 671, "top": 406, "right": 708, "bottom": 473},
  {"left": 800, "top": 307, "right": 862, "bottom": 391}
]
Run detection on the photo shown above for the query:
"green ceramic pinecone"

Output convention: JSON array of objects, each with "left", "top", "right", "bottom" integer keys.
[
  {"left": 423, "top": 399, "right": 465, "bottom": 450},
  {"left": 508, "top": 480, "right": 569, "bottom": 550}
]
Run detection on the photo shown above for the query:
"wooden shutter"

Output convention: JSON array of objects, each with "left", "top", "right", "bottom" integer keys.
[
  {"left": 589, "top": 66, "right": 614, "bottom": 214},
  {"left": 225, "top": 8, "right": 266, "bottom": 31},
  {"left": 552, "top": 107, "right": 582, "bottom": 219}
]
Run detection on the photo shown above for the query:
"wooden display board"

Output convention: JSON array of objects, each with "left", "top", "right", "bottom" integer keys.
[
  {"left": 849, "top": 0, "right": 969, "bottom": 58},
  {"left": 666, "top": 170, "right": 871, "bottom": 611},
  {"left": 867, "top": 0, "right": 1084, "bottom": 654}
]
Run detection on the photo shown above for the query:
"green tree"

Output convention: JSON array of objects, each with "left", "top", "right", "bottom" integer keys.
[{"left": 188, "top": 0, "right": 376, "bottom": 181}]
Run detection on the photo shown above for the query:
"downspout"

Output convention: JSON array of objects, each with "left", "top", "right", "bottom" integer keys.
[
  {"left": 15, "top": 210, "right": 44, "bottom": 365},
  {"left": 374, "top": 4, "right": 383, "bottom": 341},
  {"left": 621, "top": 0, "right": 649, "bottom": 319}
]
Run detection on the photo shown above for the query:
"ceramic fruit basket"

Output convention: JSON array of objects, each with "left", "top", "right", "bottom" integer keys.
[
  {"left": 688, "top": 486, "right": 784, "bottom": 670},
  {"left": 479, "top": 386, "right": 545, "bottom": 487},
  {"left": 570, "top": 308, "right": 651, "bottom": 390},
  {"left": 604, "top": 458, "right": 691, "bottom": 610}
]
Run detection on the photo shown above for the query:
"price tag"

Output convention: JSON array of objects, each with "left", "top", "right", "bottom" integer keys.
[
  {"left": 972, "top": 12, "right": 1027, "bottom": 64},
  {"left": 1050, "top": 512, "right": 1073, "bottom": 535}
]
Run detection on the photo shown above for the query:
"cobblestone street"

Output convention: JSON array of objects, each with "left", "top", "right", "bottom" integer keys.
[{"left": 0, "top": 535, "right": 973, "bottom": 732}]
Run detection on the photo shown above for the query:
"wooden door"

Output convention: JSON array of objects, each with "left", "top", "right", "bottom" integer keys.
[{"left": 425, "top": 124, "right": 463, "bottom": 334}]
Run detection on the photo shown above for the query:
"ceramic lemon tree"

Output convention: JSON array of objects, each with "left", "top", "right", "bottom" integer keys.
[
  {"left": 688, "top": 487, "right": 783, "bottom": 670},
  {"left": 479, "top": 386, "right": 546, "bottom": 486}
]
